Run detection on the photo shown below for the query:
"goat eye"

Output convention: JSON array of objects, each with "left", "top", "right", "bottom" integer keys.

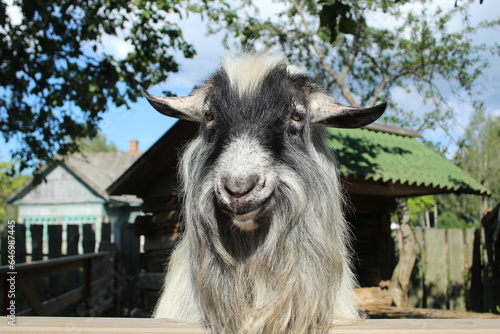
[
  {"left": 291, "top": 112, "right": 302, "bottom": 122},
  {"left": 205, "top": 112, "right": 215, "bottom": 122}
]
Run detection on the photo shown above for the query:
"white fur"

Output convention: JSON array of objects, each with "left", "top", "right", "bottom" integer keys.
[
  {"left": 222, "top": 54, "right": 306, "bottom": 97},
  {"left": 153, "top": 55, "right": 361, "bottom": 334}
]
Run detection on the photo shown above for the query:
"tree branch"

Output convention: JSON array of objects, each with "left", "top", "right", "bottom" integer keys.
[{"left": 290, "top": 0, "right": 359, "bottom": 106}]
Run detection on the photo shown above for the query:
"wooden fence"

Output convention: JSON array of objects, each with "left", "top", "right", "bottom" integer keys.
[
  {"left": 399, "top": 227, "right": 496, "bottom": 313},
  {"left": 0, "top": 251, "right": 114, "bottom": 316},
  {"left": 0, "top": 222, "right": 140, "bottom": 317},
  {"left": 0, "top": 223, "right": 111, "bottom": 264}
]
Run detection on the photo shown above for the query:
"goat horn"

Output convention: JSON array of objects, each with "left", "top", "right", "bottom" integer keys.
[
  {"left": 312, "top": 102, "right": 387, "bottom": 129},
  {"left": 141, "top": 87, "right": 201, "bottom": 122}
]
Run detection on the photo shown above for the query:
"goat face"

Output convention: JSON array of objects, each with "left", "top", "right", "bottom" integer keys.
[{"left": 143, "top": 54, "right": 386, "bottom": 231}]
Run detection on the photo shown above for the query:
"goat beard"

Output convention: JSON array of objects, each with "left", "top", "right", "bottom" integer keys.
[{"left": 178, "top": 162, "right": 360, "bottom": 334}]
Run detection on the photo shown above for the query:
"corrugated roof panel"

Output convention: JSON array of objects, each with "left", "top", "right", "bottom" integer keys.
[{"left": 326, "top": 127, "right": 489, "bottom": 195}]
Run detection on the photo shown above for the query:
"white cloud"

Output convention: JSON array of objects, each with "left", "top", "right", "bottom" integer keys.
[
  {"left": 158, "top": 0, "right": 289, "bottom": 95},
  {"left": 98, "top": 34, "right": 134, "bottom": 60}
]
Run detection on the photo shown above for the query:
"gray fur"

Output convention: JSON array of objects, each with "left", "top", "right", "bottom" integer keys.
[{"left": 148, "top": 54, "right": 386, "bottom": 334}]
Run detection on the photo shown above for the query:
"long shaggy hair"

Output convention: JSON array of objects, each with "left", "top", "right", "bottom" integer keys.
[{"left": 145, "top": 54, "right": 386, "bottom": 334}]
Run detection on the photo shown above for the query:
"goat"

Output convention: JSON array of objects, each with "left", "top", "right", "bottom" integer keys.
[{"left": 143, "top": 54, "right": 386, "bottom": 334}]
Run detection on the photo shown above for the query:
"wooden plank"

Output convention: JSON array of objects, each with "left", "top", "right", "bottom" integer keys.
[
  {"left": 17, "top": 275, "right": 111, "bottom": 316},
  {"left": 15, "top": 223, "right": 27, "bottom": 264},
  {"left": 1, "top": 252, "right": 114, "bottom": 317},
  {"left": 66, "top": 224, "right": 80, "bottom": 291},
  {"left": 481, "top": 227, "right": 495, "bottom": 312},
  {"left": 134, "top": 215, "right": 153, "bottom": 236},
  {"left": 48, "top": 225, "right": 63, "bottom": 297},
  {"left": 0, "top": 252, "right": 112, "bottom": 275},
  {"left": 83, "top": 224, "right": 96, "bottom": 253},
  {"left": 424, "top": 229, "right": 447, "bottom": 309},
  {"left": 465, "top": 228, "right": 475, "bottom": 271},
  {"left": 119, "top": 222, "right": 141, "bottom": 313},
  {"left": 30, "top": 224, "right": 45, "bottom": 300},
  {"left": 447, "top": 229, "right": 465, "bottom": 311},
  {"left": 142, "top": 195, "right": 179, "bottom": 214},
  {"left": 470, "top": 228, "right": 483, "bottom": 312},
  {"left": 0, "top": 229, "right": 7, "bottom": 266},
  {"left": 67, "top": 224, "right": 80, "bottom": 256},
  {"left": 30, "top": 224, "right": 44, "bottom": 261},
  {"left": 1, "top": 318, "right": 500, "bottom": 333},
  {"left": 144, "top": 249, "right": 171, "bottom": 272},
  {"left": 17, "top": 277, "right": 47, "bottom": 315},
  {"left": 364, "top": 122, "right": 422, "bottom": 138},
  {"left": 48, "top": 225, "right": 63, "bottom": 259},
  {"left": 101, "top": 223, "right": 112, "bottom": 243},
  {"left": 144, "top": 235, "right": 178, "bottom": 252},
  {"left": 137, "top": 271, "right": 163, "bottom": 290}
]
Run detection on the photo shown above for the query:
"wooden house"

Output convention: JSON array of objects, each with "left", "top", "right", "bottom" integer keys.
[
  {"left": 107, "top": 121, "right": 488, "bottom": 314},
  {"left": 8, "top": 142, "right": 143, "bottom": 257}
]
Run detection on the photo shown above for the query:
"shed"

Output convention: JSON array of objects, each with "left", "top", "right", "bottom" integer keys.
[
  {"left": 8, "top": 149, "right": 143, "bottom": 255},
  {"left": 108, "top": 121, "right": 488, "bottom": 312}
]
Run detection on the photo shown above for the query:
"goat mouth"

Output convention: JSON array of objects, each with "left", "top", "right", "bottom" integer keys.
[
  {"left": 232, "top": 207, "right": 263, "bottom": 221},
  {"left": 221, "top": 195, "right": 273, "bottom": 222}
]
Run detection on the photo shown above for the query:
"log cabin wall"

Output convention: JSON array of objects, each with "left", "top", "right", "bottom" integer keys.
[
  {"left": 346, "top": 195, "right": 396, "bottom": 287},
  {"left": 133, "top": 172, "right": 182, "bottom": 315}
]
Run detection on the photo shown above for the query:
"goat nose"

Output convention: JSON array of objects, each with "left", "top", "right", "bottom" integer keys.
[{"left": 224, "top": 175, "right": 259, "bottom": 198}]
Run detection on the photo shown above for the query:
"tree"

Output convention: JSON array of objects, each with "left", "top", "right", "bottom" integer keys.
[
  {"left": 220, "top": 0, "right": 499, "bottom": 143},
  {"left": 75, "top": 132, "right": 118, "bottom": 153},
  {"left": 0, "top": 0, "right": 237, "bottom": 172},
  {"left": 452, "top": 106, "right": 500, "bottom": 215},
  {"left": 390, "top": 198, "right": 420, "bottom": 308},
  {"left": 0, "top": 160, "right": 28, "bottom": 223},
  {"left": 407, "top": 195, "right": 436, "bottom": 228},
  {"left": 455, "top": 105, "right": 500, "bottom": 202},
  {"left": 429, "top": 108, "right": 499, "bottom": 228}
]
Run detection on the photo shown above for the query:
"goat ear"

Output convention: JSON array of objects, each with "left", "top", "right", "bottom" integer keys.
[
  {"left": 311, "top": 101, "right": 387, "bottom": 128},
  {"left": 141, "top": 88, "right": 202, "bottom": 122}
]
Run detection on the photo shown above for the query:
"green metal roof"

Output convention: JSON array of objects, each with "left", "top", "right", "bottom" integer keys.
[{"left": 327, "top": 127, "right": 489, "bottom": 196}]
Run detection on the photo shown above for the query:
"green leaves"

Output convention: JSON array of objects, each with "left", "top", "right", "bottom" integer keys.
[
  {"left": 0, "top": 159, "right": 28, "bottom": 221},
  {"left": 222, "top": 0, "right": 498, "bottom": 145},
  {"left": 319, "top": 1, "right": 359, "bottom": 43},
  {"left": 0, "top": 0, "right": 233, "bottom": 173}
]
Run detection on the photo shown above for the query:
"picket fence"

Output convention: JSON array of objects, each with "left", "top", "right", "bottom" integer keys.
[
  {"left": 400, "top": 227, "right": 494, "bottom": 313},
  {"left": 0, "top": 222, "right": 140, "bottom": 316}
]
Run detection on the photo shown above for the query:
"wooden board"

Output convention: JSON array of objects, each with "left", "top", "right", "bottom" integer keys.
[
  {"left": 424, "top": 229, "right": 447, "bottom": 309},
  {"left": 1, "top": 317, "right": 500, "bottom": 333},
  {"left": 30, "top": 225, "right": 44, "bottom": 261},
  {"left": 447, "top": 229, "right": 465, "bottom": 311},
  {"left": 14, "top": 224, "right": 27, "bottom": 264}
]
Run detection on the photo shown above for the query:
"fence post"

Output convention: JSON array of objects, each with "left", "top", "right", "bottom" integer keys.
[
  {"left": 424, "top": 229, "right": 448, "bottom": 309},
  {"left": 82, "top": 224, "right": 96, "bottom": 253},
  {"left": 82, "top": 258, "right": 92, "bottom": 316},
  {"left": 470, "top": 228, "right": 483, "bottom": 312},
  {"left": 448, "top": 229, "right": 466, "bottom": 311},
  {"left": 30, "top": 224, "right": 45, "bottom": 298},
  {"left": 1, "top": 229, "right": 8, "bottom": 266},
  {"left": 14, "top": 224, "right": 27, "bottom": 264},
  {"left": 66, "top": 225, "right": 80, "bottom": 291},
  {"left": 48, "top": 225, "right": 63, "bottom": 297},
  {"left": 30, "top": 225, "right": 44, "bottom": 261},
  {"left": 101, "top": 223, "right": 111, "bottom": 243}
]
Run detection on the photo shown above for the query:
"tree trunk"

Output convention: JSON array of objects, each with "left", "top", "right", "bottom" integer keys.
[{"left": 390, "top": 198, "right": 420, "bottom": 308}]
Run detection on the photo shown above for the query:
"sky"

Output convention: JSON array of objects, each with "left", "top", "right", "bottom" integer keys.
[{"left": 1, "top": 0, "right": 499, "bottom": 165}]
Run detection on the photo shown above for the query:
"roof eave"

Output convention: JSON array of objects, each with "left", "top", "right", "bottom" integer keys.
[
  {"left": 363, "top": 123, "right": 423, "bottom": 138},
  {"left": 344, "top": 176, "right": 489, "bottom": 198}
]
